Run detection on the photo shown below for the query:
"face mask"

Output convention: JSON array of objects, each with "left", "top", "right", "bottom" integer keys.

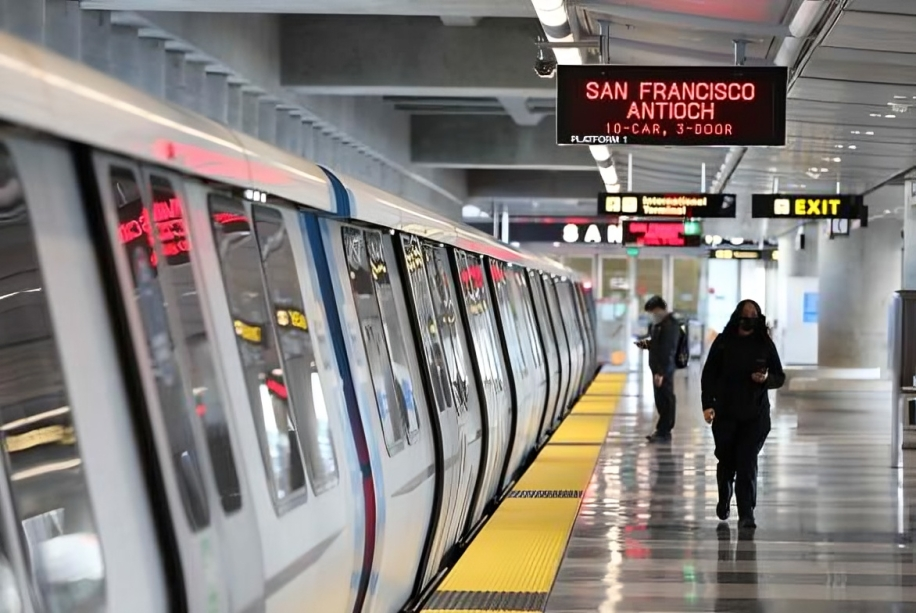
[
  {"left": 739, "top": 317, "right": 758, "bottom": 332},
  {"left": 651, "top": 312, "right": 664, "bottom": 324}
]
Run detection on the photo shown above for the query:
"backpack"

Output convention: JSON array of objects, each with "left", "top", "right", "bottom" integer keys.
[{"left": 674, "top": 319, "right": 689, "bottom": 369}]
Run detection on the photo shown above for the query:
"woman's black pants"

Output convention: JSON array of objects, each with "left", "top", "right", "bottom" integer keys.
[{"left": 712, "top": 412, "right": 771, "bottom": 519}]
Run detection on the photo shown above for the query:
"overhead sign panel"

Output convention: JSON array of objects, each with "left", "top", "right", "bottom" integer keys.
[
  {"left": 468, "top": 217, "right": 623, "bottom": 245},
  {"left": 751, "top": 194, "right": 865, "bottom": 219},
  {"left": 709, "top": 248, "right": 778, "bottom": 261},
  {"left": 556, "top": 65, "right": 787, "bottom": 146},
  {"left": 623, "top": 221, "right": 701, "bottom": 247},
  {"left": 598, "top": 192, "right": 737, "bottom": 218}
]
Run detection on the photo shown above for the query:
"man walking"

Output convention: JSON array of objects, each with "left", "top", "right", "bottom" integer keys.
[{"left": 637, "top": 296, "right": 680, "bottom": 443}]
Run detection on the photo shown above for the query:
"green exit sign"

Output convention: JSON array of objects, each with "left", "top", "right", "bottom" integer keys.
[
  {"left": 684, "top": 220, "right": 702, "bottom": 236},
  {"left": 626, "top": 247, "right": 640, "bottom": 257}
]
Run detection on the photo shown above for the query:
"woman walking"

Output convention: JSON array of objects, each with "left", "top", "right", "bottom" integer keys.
[{"left": 701, "top": 299, "right": 785, "bottom": 529}]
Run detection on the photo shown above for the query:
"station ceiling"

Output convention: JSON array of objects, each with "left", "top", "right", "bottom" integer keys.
[{"left": 81, "top": 0, "right": 916, "bottom": 241}]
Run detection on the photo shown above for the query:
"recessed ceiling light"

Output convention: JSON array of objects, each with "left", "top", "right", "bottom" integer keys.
[
  {"left": 885, "top": 209, "right": 892, "bottom": 215},
  {"left": 886, "top": 114, "right": 897, "bottom": 118},
  {"left": 801, "top": 184, "right": 807, "bottom": 188},
  {"left": 552, "top": 242, "right": 560, "bottom": 247},
  {"left": 808, "top": 167, "right": 818, "bottom": 172},
  {"left": 767, "top": 166, "right": 778, "bottom": 172},
  {"left": 870, "top": 113, "right": 882, "bottom": 117},
  {"left": 866, "top": 131, "right": 875, "bottom": 135},
  {"left": 820, "top": 167, "right": 829, "bottom": 172},
  {"left": 848, "top": 144, "right": 857, "bottom": 150},
  {"left": 835, "top": 144, "right": 844, "bottom": 149},
  {"left": 833, "top": 157, "right": 841, "bottom": 162},
  {"left": 851, "top": 130, "right": 861, "bottom": 135},
  {"left": 894, "top": 95, "right": 907, "bottom": 100}
]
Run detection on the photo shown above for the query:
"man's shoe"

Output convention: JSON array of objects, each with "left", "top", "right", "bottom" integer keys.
[
  {"left": 647, "top": 433, "right": 671, "bottom": 443},
  {"left": 738, "top": 516, "right": 756, "bottom": 530},
  {"left": 716, "top": 501, "right": 730, "bottom": 521}
]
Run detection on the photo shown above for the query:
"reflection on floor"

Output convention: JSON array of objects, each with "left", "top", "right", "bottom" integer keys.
[{"left": 547, "top": 367, "right": 915, "bottom": 612}]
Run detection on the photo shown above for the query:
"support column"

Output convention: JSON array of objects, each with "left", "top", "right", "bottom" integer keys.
[
  {"left": 46, "top": 0, "right": 81, "bottom": 57},
  {"left": 775, "top": 227, "right": 819, "bottom": 364},
  {"left": 817, "top": 218, "right": 901, "bottom": 369},
  {"left": 904, "top": 179, "right": 916, "bottom": 290},
  {"left": 203, "top": 71, "right": 230, "bottom": 124}
]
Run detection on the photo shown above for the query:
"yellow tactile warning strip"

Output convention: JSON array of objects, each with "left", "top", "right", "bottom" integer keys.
[{"left": 421, "top": 372, "right": 625, "bottom": 613}]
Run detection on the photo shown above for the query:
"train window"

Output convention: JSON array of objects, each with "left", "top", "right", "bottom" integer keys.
[
  {"left": 399, "top": 235, "right": 453, "bottom": 413},
  {"left": 364, "top": 230, "right": 420, "bottom": 438},
  {"left": 147, "top": 174, "right": 242, "bottom": 514},
  {"left": 488, "top": 260, "right": 527, "bottom": 377},
  {"left": 251, "top": 205, "right": 338, "bottom": 493},
  {"left": 424, "top": 245, "right": 470, "bottom": 412},
  {"left": 0, "top": 144, "right": 107, "bottom": 610},
  {"left": 108, "top": 165, "right": 211, "bottom": 530},
  {"left": 342, "top": 226, "right": 408, "bottom": 454},
  {"left": 208, "top": 194, "right": 308, "bottom": 507},
  {"left": 458, "top": 252, "right": 503, "bottom": 397},
  {"left": 509, "top": 269, "right": 543, "bottom": 369}
]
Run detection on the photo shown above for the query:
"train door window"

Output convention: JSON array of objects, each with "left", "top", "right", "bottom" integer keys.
[
  {"left": 465, "top": 254, "right": 505, "bottom": 393},
  {"left": 454, "top": 251, "right": 495, "bottom": 399},
  {"left": 364, "top": 230, "right": 420, "bottom": 438},
  {"left": 341, "top": 226, "right": 408, "bottom": 454},
  {"left": 489, "top": 261, "right": 526, "bottom": 375},
  {"left": 425, "top": 245, "right": 470, "bottom": 412},
  {"left": 207, "top": 194, "right": 307, "bottom": 508},
  {"left": 510, "top": 270, "right": 543, "bottom": 369},
  {"left": 399, "top": 235, "right": 453, "bottom": 413},
  {"left": 252, "top": 205, "right": 339, "bottom": 493},
  {"left": 0, "top": 143, "right": 107, "bottom": 611},
  {"left": 147, "top": 173, "right": 242, "bottom": 514},
  {"left": 107, "top": 165, "right": 210, "bottom": 530}
]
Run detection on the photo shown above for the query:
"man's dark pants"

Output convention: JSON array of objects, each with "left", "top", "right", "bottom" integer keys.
[{"left": 653, "top": 371, "right": 676, "bottom": 437}]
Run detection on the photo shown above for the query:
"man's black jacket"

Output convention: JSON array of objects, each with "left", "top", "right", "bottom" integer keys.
[{"left": 648, "top": 314, "right": 680, "bottom": 375}]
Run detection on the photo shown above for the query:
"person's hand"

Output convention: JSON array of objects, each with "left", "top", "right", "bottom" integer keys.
[
  {"left": 751, "top": 370, "right": 768, "bottom": 384},
  {"left": 653, "top": 374, "right": 663, "bottom": 388},
  {"left": 703, "top": 408, "right": 715, "bottom": 424}
]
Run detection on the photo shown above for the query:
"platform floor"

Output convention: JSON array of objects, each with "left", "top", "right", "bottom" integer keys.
[
  {"left": 421, "top": 366, "right": 916, "bottom": 612},
  {"left": 548, "top": 369, "right": 913, "bottom": 612}
]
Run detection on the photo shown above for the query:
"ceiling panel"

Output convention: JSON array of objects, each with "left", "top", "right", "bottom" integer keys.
[
  {"left": 580, "top": 0, "right": 791, "bottom": 24},
  {"left": 848, "top": 0, "right": 916, "bottom": 15},
  {"left": 823, "top": 10, "right": 916, "bottom": 54}
]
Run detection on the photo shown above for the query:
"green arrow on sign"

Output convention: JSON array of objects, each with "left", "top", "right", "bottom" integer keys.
[{"left": 626, "top": 247, "right": 640, "bottom": 257}]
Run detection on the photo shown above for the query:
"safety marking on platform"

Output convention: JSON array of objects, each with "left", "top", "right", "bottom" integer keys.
[
  {"left": 507, "top": 489, "right": 581, "bottom": 499},
  {"left": 421, "top": 374, "right": 625, "bottom": 612},
  {"left": 424, "top": 590, "right": 547, "bottom": 611}
]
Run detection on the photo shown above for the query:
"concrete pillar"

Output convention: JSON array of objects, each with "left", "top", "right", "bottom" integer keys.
[
  {"left": 817, "top": 217, "right": 901, "bottom": 369},
  {"left": 4, "top": 0, "right": 43, "bottom": 44},
  {"left": 110, "top": 25, "right": 143, "bottom": 91},
  {"left": 137, "top": 37, "right": 167, "bottom": 99},
  {"left": 80, "top": 10, "right": 111, "bottom": 73},
  {"left": 203, "top": 71, "right": 229, "bottom": 124},
  {"left": 226, "top": 82, "right": 243, "bottom": 130},
  {"left": 286, "top": 112, "right": 302, "bottom": 154},
  {"left": 164, "top": 49, "right": 184, "bottom": 106},
  {"left": 241, "top": 89, "right": 260, "bottom": 137},
  {"left": 257, "top": 99, "right": 277, "bottom": 143},
  {"left": 904, "top": 180, "right": 916, "bottom": 290},
  {"left": 776, "top": 228, "right": 819, "bottom": 364},
  {"left": 183, "top": 60, "right": 207, "bottom": 115},
  {"left": 46, "top": 0, "right": 81, "bottom": 58}
]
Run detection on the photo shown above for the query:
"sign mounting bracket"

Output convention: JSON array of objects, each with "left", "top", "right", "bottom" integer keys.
[
  {"left": 598, "top": 20, "right": 611, "bottom": 64},
  {"left": 733, "top": 39, "right": 748, "bottom": 66}
]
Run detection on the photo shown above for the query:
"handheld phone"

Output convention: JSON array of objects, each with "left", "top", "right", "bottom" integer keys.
[{"left": 754, "top": 357, "right": 768, "bottom": 374}]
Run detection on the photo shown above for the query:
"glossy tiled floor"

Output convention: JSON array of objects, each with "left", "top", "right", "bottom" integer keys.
[{"left": 547, "top": 367, "right": 916, "bottom": 612}]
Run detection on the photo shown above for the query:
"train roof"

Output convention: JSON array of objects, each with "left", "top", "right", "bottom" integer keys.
[{"left": 0, "top": 32, "right": 578, "bottom": 281}]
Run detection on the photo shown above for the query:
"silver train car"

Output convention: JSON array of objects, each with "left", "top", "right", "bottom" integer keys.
[{"left": 0, "top": 31, "right": 597, "bottom": 613}]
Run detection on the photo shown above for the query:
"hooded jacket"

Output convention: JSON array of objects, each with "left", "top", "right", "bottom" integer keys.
[{"left": 700, "top": 302, "right": 786, "bottom": 421}]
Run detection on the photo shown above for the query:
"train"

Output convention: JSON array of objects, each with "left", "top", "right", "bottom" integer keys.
[{"left": 0, "top": 30, "right": 597, "bottom": 613}]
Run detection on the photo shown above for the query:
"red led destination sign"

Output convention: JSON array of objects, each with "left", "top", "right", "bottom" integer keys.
[
  {"left": 598, "top": 192, "right": 736, "bottom": 218},
  {"left": 623, "top": 221, "right": 701, "bottom": 247},
  {"left": 557, "top": 65, "right": 787, "bottom": 146}
]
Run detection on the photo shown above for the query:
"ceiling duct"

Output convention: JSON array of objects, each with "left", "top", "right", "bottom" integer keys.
[{"left": 530, "top": 0, "right": 618, "bottom": 192}]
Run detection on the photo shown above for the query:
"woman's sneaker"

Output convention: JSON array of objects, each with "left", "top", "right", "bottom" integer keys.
[{"left": 716, "top": 501, "right": 730, "bottom": 521}]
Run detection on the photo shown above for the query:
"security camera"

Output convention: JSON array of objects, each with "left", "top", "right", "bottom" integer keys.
[{"left": 534, "top": 47, "right": 557, "bottom": 79}]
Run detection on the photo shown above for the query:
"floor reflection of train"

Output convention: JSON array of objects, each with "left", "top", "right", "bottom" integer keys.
[{"left": 0, "top": 32, "right": 596, "bottom": 613}]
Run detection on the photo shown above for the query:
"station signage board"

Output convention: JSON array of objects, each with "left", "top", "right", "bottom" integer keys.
[
  {"left": 598, "top": 192, "right": 737, "bottom": 218},
  {"left": 751, "top": 194, "right": 865, "bottom": 219},
  {"left": 469, "top": 217, "right": 623, "bottom": 245},
  {"left": 556, "top": 65, "right": 787, "bottom": 146},
  {"left": 708, "top": 248, "right": 778, "bottom": 261},
  {"left": 623, "top": 220, "right": 701, "bottom": 247}
]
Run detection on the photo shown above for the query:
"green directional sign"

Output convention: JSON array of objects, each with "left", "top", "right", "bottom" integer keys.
[{"left": 626, "top": 247, "right": 640, "bottom": 257}]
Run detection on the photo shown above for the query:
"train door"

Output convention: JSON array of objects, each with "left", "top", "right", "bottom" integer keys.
[
  {"left": 453, "top": 251, "right": 510, "bottom": 510},
  {"left": 527, "top": 270, "right": 561, "bottom": 444},
  {"left": 316, "top": 219, "right": 436, "bottom": 612},
  {"left": 0, "top": 136, "right": 168, "bottom": 612},
  {"left": 93, "top": 153, "right": 259, "bottom": 613},
  {"left": 191, "top": 191, "right": 359, "bottom": 613},
  {"left": 542, "top": 277, "right": 572, "bottom": 425},
  {"left": 396, "top": 235, "right": 467, "bottom": 586}
]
